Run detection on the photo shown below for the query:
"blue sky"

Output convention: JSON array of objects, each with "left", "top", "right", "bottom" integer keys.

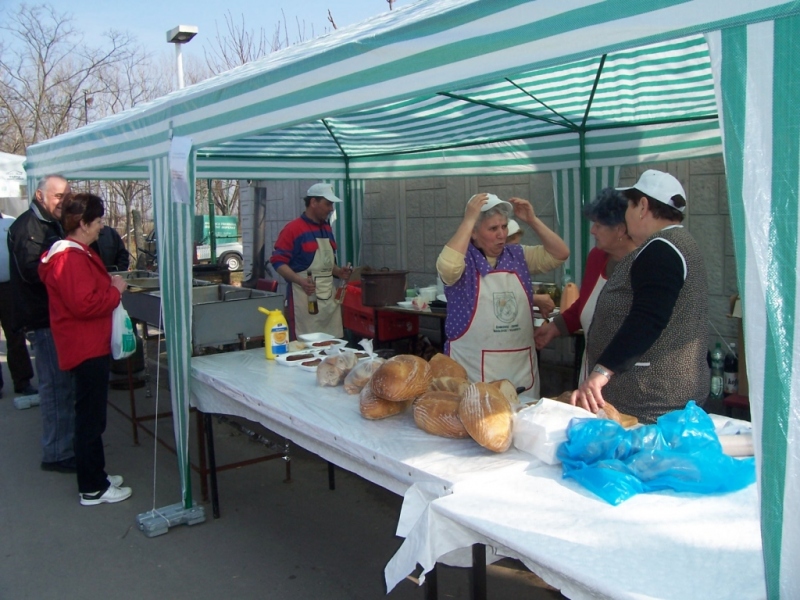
[{"left": 3, "top": 0, "right": 414, "bottom": 60}]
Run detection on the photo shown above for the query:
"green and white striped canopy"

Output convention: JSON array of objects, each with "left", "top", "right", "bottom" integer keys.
[{"left": 25, "top": 2, "right": 800, "bottom": 594}]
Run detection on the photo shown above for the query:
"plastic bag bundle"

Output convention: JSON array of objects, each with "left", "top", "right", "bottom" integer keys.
[{"left": 557, "top": 401, "right": 756, "bottom": 505}]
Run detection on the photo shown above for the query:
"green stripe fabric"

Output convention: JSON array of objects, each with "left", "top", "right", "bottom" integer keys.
[
  {"left": 149, "top": 154, "right": 195, "bottom": 509},
  {"left": 711, "top": 15, "right": 800, "bottom": 598},
  {"left": 552, "top": 167, "right": 620, "bottom": 285}
]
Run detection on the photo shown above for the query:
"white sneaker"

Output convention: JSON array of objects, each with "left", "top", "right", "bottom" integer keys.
[
  {"left": 80, "top": 485, "right": 132, "bottom": 506},
  {"left": 107, "top": 475, "right": 124, "bottom": 487}
]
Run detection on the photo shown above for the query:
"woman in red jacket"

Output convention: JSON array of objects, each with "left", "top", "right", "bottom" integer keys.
[
  {"left": 534, "top": 188, "right": 637, "bottom": 382},
  {"left": 39, "top": 193, "right": 131, "bottom": 506}
]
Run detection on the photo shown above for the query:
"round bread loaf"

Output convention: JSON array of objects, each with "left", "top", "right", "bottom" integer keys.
[
  {"left": 428, "top": 353, "right": 468, "bottom": 380},
  {"left": 359, "top": 380, "right": 411, "bottom": 419},
  {"left": 371, "top": 354, "right": 432, "bottom": 402},
  {"left": 487, "top": 379, "right": 519, "bottom": 404},
  {"left": 458, "top": 382, "right": 514, "bottom": 452},
  {"left": 429, "top": 376, "right": 470, "bottom": 396},
  {"left": 413, "top": 391, "right": 469, "bottom": 439}
]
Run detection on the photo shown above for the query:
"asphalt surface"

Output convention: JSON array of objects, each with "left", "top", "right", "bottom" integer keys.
[{"left": 0, "top": 338, "right": 565, "bottom": 600}]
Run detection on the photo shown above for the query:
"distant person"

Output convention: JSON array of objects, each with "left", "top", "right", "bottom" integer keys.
[
  {"left": 7, "top": 175, "right": 76, "bottom": 473},
  {"left": 507, "top": 219, "right": 556, "bottom": 317},
  {"left": 39, "top": 192, "right": 132, "bottom": 505},
  {"left": 90, "top": 225, "right": 129, "bottom": 272},
  {"left": 270, "top": 183, "right": 353, "bottom": 339},
  {"left": 0, "top": 212, "right": 37, "bottom": 397}
]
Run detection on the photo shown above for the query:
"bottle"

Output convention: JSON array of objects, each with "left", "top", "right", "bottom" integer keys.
[
  {"left": 334, "top": 262, "right": 352, "bottom": 305},
  {"left": 306, "top": 271, "right": 319, "bottom": 314},
  {"left": 259, "top": 307, "right": 289, "bottom": 360},
  {"left": 724, "top": 343, "right": 739, "bottom": 395},
  {"left": 710, "top": 342, "right": 724, "bottom": 401},
  {"left": 560, "top": 268, "right": 579, "bottom": 312}
]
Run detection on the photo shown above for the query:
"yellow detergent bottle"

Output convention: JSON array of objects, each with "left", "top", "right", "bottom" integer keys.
[{"left": 258, "top": 307, "right": 289, "bottom": 359}]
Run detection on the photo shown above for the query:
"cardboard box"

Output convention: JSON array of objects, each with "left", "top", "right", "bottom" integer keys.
[{"left": 729, "top": 295, "right": 748, "bottom": 396}]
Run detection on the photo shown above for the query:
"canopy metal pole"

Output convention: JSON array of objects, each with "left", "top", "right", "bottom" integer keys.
[{"left": 207, "top": 179, "right": 216, "bottom": 261}]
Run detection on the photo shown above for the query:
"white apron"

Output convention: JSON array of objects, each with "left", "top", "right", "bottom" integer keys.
[
  {"left": 578, "top": 276, "right": 607, "bottom": 383},
  {"left": 291, "top": 238, "right": 343, "bottom": 337},
  {"left": 449, "top": 270, "right": 539, "bottom": 396}
]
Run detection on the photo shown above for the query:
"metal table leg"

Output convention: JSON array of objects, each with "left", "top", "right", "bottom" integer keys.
[{"left": 471, "top": 543, "right": 487, "bottom": 600}]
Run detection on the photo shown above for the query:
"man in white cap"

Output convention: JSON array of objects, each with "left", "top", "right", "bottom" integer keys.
[
  {"left": 270, "top": 183, "right": 353, "bottom": 338},
  {"left": 437, "top": 193, "right": 569, "bottom": 396},
  {"left": 572, "top": 169, "right": 710, "bottom": 423}
]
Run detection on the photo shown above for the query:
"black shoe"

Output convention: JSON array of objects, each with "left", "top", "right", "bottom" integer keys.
[
  {"left": 15, "top": 384, "right": 38, "bottom": 396},
  {"left": 41, "top": 458, "right": 77, "bottom": 473}
]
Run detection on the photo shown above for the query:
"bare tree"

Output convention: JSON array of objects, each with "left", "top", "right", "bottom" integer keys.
[{"left": 0, "top": 4, "right": 139, "bottom": 153}]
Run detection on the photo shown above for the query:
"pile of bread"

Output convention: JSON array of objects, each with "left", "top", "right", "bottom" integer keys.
[
  {"left": 317, "top": 350, "right": 632, "bottom": 453},
  {"left": 353, "top": 352, "right": 519, "bottom": 453}
]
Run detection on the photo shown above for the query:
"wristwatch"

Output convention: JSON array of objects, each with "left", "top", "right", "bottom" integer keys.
[{"left": 592, "top": 364, "right": 612, "bottom": 379}]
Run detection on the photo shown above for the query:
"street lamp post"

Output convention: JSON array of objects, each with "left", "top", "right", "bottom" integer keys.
[{"left": 166, "top": 25, "right": 198, "bottom": 90}]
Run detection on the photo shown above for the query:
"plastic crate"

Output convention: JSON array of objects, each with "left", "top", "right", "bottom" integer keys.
[{"left": 343, "top": 282, "right": 419, "bottom": 341}]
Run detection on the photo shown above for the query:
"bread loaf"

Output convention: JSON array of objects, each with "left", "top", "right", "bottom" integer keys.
[
  {"left": 487, "top": 379, "right": 519, "bottom": 405},
  {"left": 359, "top": 380, "right": 411, "bottom": 420},
  {"left": 429, "top": 376, "right": 470, "bottom": 396},
  {"left": 458, "top": 382, "right": 514, "bottom": 452},
  {"left": 413, "top": 391, "right": 469, "bottom": 439},
  {"left": 343, "top": 357, "right": 386, "bottom": 394},
  {"left": 428, "top": 353, "right": 468, "bottom": 380},
  {"left": 597, "top": 401, "right": 638, "bottom": 428},
  {"left": 316, "top": 351, "right": 358, "bottom": 387},
  {"left": 371, "top": 354, "right": 432, "bottom": 402}
]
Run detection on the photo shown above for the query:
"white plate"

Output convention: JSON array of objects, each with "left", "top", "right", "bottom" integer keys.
[
  {"left": 303, "top": 338, "right": 348, "bottom": 350},
  {"left": 297, "top": 332, "right": 336, "bottom": 343},
  {"left": 274, "top": 349, "right": 320, "bottom": 367},
  {"left": 436, "top": 294, "right": 447, "bottom": 303},
  {"left": 396, "top": 300, "right": 414, "bottom": 309}
]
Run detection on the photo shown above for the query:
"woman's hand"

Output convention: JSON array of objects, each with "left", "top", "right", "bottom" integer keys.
[
  {"left": 534, "top": 293, "right": 555, "bottom": 318},
  {"left": 111, "top": 275, "right": 127, "bottom": 294},
  {"left": 508, "top": 197, "right": 536, "bottom": 225},
  {"left": 570, "top": 370, "right": 610, "bottom": 413},
  {"left": 465, "top": 193, "right": 489, "bottom": 222},
  {"left": 534, "top": 320, "right": 560, "bottom": 349}
]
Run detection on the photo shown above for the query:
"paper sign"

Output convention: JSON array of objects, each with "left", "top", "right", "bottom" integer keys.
[{"left": 169, "top": 136, "right": 192, "bottom": 204}]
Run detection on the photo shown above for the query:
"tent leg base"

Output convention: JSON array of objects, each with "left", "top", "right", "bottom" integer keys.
[{"left": 136, "top": 502, "right": 206, "bottom": 538}]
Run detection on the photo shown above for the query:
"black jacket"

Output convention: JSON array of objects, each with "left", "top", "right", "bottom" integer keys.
[
  {"left": 90, "top": 226, "right": 130, "bottom": 271},
  {"left": 7, "top": 201, "right": 64, "bottom": 331}
]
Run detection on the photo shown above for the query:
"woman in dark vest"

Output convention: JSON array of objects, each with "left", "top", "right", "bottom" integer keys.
[{"left": 571, "top": 170, "right": 710, "bottom": 423}]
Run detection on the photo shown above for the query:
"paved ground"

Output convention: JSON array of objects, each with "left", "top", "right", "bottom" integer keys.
[{"left": 0, "top": 338, "right": 566, "bottom": 600}]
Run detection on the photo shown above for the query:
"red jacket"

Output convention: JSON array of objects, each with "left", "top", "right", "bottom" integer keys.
[{"left": 38, "top": 240, "right": 121, "bottom": 371}]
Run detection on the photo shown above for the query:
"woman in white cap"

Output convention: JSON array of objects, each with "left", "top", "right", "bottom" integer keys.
[
  {"left": 571, "top": 170, "right": 710, "bottom": 423},
  {"left": 437, "top": 193, "right": 569, "bottom": 396}
]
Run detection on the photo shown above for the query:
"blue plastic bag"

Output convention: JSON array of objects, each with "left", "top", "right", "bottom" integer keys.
[{"left": 556, "top": 401, "right": 756, "bottom": 505}]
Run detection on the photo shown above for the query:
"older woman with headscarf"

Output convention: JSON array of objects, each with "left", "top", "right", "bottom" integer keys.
[
  {"left": 437, "top": 193, "right": 569, "bottom": 397},
  {"left": 571, "top": 170, "right": 710, "bottom": 423},
  {"left": 534, "top": 188, "right": 637, "bottom": 382}
]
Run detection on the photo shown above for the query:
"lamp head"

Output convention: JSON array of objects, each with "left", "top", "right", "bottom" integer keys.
[{"left": 167, "top": 25, "right": 198, "bottom": 44}]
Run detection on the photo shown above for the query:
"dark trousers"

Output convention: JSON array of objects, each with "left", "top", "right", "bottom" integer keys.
[
  {"left": 0, "top": 282, "right": 34, "bottom": 391},
  {"left": 72, "top": 355, "right": 111, "bottom": 494}
]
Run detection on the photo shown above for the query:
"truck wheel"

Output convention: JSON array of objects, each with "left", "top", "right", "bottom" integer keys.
[{"left": 221, "top": 253, "right": 242, "bottom": 271}]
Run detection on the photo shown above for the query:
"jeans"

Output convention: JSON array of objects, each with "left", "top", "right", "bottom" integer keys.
[
  {"left": 72, "top": 355, "right": 111, "bottom": 493},
  {"left": 30, "top": 328, "right": 75, "bottom": 463}
]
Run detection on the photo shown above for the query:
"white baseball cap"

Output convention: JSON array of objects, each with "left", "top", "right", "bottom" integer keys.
[
  {"left": 617, "top": 170, "right": 686, "bottom": 212},
  {"left": 468, "top": 193, "right": 513, "bottom": 214},
  {"left": 306, "top": 183, "right": 342, "bottom": 203},
  {"left": 507, "top": 219, "right": 522, "bottom": 236}
]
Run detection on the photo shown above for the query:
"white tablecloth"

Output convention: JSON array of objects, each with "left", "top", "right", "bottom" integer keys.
[
  {"left": 190, "top": 349, "right": 537, "bottom": 521},
  {"left": 385, "top": 463, "right": 766, "bottom": 599}
]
